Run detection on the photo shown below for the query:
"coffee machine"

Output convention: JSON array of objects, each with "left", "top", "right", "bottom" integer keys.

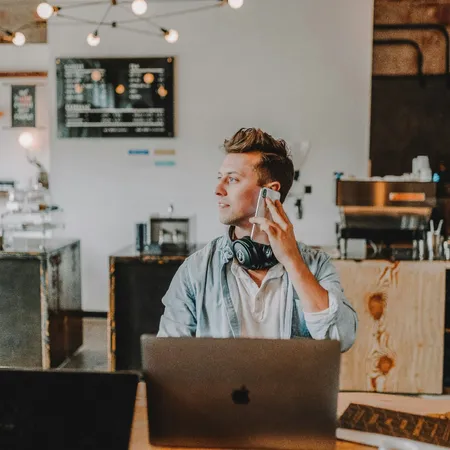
[{"left": 336, "top": 179, "right": 436, "bottom": 259}]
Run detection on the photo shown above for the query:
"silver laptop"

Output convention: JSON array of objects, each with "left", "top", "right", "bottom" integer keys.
[{"left": 141, "top": 336, "right": 341, "bottom": 450}]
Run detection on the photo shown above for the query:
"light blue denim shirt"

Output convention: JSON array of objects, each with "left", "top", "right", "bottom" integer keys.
[{"left": 157, "top": 232, "right": 357, "bottom": 352}]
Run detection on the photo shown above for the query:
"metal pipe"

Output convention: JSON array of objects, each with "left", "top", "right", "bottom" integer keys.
[
  {"left": 373, "top": 38, "right": 425, "bottom": 87},
  {"left": 374, "top": 23, "right": 450, "bottom": 86}
]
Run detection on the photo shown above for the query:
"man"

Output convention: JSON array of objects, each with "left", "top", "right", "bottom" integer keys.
[{"left": 158, "top": 128, "right": 357, "bottom": 351}]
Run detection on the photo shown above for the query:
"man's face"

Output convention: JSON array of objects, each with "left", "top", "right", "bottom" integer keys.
[{"left": 216, "top": 152, "right": 262, "bottom": 227}]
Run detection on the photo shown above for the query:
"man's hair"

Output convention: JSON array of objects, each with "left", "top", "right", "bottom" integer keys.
[{"left": 223, "top": 128, "right": 294, "bottom": 202}]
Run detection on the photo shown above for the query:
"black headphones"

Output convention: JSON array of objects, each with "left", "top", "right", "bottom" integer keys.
[{"left": 231, "top": 232, "right": 278, "bottom": 270}]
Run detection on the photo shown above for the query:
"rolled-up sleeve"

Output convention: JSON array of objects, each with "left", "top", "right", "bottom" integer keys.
[
  {"left": 305, "top": 254, "right": 357, "bottom": 352},
  {"left": 157, "top": 260, "right": 197, "bottom": 337},
  {"left": 303, "top": 293, "right": 340, "bottom": 341}
]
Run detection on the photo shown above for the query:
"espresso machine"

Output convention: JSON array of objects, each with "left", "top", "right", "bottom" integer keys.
[{"left": 336, "top": 179, "right": 436, "bottom": 259}]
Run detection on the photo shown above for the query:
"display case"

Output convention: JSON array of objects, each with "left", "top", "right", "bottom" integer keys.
[{"left": 0, "top": 186, "right": 64, "bottom": 250}]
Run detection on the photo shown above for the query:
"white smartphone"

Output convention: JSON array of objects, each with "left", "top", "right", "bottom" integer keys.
[{"left": 250, "top": 187, "right": 281, "bottom": 240}]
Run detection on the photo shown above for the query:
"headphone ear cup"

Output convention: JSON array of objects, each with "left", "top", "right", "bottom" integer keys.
[
  {"left": 257, "top": 245, "right": 277, "bottom": 269},
  {"left": 231, "top": 237, "right": 278, "bottom": 270},
  {"left": 232, "top": 237, "right": 258, "bottom": 269},
  {"left": 261, "top": 244, "right": 274, "bottom": 260}
]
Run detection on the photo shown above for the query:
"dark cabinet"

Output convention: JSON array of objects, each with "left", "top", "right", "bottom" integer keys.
[{"left": 108, "top": 246, "right": 193, "bottom": 370}]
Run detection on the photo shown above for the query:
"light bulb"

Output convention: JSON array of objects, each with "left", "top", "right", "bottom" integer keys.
[
  {"left": 86, "top": 32, "right": 100, "bottom": 47},
  {"left": 131, "top": 0, "right": 147, "bottom": 16},
  {"left": 12, "top": 32, "right": 26, "bottom": 46},
  {"left": 157, "top": 85, "right": 168, "bottom": 98},
  {"left": 91, "top": 70, "right": 102, "bottom": 82},
  {"left": 143, "top": 73, "right": 154, "bottom": 84},
  {"left": 18, "top": 132, "right": 34, "bottom": 149},
  {"left": 37, "top": 2, "right": 54, "bottom": 20},
  {"left": 228, "top": 0, "right": 244, "bottom": 8},
  {"left": 164, "top": 29, "right": 178, "bottom": 44}
]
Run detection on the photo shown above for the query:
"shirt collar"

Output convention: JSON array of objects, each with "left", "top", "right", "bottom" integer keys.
[
  {"left": 219, "top": 226, "right": 236, "bottom": 264},
  {"left": 230, "top": 258, "right": 285, "bottom": 281}
]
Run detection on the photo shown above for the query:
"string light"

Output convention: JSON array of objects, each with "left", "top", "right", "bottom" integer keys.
[
  {"left": 86, "top": 31, "right": 100, "bottom": 47},
  {"left": 227, "top": 0, "right": 244, "bottom": 9},
  {"left": 12, "top": 32, "right": 26, "bottom": 46},
  {"left": 3, "top": 0, "right": 242, "bottom": 47},
  {"left": 163, "top": 29, "right": 179, "bottom": 44},
  {"left": 131, "top": 0, "right": 147, "bottom": 16},
  {"left": 37, "top": 2, "right": 55, "bottom": 20}
]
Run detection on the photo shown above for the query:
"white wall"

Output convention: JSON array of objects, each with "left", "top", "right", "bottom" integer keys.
[
  {"left": 0, "top": 44, "right": 50, "bottom": 215},
  {"left": 0, "top": 44, "right": 48, "bottom": 72},
  {"left": 47, "top": 0, "right": 374, "bottom": 311}
]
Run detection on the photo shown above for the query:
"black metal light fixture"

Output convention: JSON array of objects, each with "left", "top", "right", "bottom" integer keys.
[{"left": 29, "top": 0, "right": 244, "bottom": 48}]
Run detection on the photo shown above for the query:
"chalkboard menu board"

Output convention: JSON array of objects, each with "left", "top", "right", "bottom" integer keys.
[
  {"left": 11, "top": 85, "right": 36, "bottom": 128},
  {"left": 56, "top": 57, "right": 175, "bottom": 138}
]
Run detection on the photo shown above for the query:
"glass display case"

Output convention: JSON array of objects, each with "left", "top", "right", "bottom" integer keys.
[{"left": 0, "top": 185, "right": 64, "bottom": 250}]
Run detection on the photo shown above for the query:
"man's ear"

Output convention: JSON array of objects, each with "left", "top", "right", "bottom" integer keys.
[{"left": 266, "top": 181, "right": 281, "bottom": 192}]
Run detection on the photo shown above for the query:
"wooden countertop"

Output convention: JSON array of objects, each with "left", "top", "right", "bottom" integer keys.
[
  {"left": 129, "top": 383, "right": 450, "bottom": 449},
  {"left": 110, "top": 244, "right": 201, "bottom": 262}
]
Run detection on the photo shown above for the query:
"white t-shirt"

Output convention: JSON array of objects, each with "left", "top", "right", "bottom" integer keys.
[{"left": 227, "top": 259, "right": 340, "bottom": 339}]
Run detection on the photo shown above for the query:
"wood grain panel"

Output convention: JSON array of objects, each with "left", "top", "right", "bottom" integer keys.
[
  {"left": 335, "top": 260, "right": 446, "bottom": 394},
  {"left": 0, "top": 1, "right": 46, "bottom": 44}
]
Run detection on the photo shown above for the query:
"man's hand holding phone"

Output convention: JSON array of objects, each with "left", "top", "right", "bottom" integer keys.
[{"left": 249, "top": 189, "right": 302, "bottom": 269}]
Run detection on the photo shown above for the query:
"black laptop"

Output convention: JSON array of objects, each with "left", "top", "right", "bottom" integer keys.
[{"left": 0, "top": 368, "right": 139, "bottom": 450}]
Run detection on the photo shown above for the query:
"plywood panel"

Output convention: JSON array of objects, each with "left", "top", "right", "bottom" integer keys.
[
  {"left": 335, "top": 260, "right": 446, "bottom": 394},
  {"left": 0, "top": 0, "right": 46, "bottom": 44}
]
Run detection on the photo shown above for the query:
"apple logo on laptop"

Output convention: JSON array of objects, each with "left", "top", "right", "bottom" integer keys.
[{"left": 231, "top": 385, "right": 250, "bottom": 405}]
